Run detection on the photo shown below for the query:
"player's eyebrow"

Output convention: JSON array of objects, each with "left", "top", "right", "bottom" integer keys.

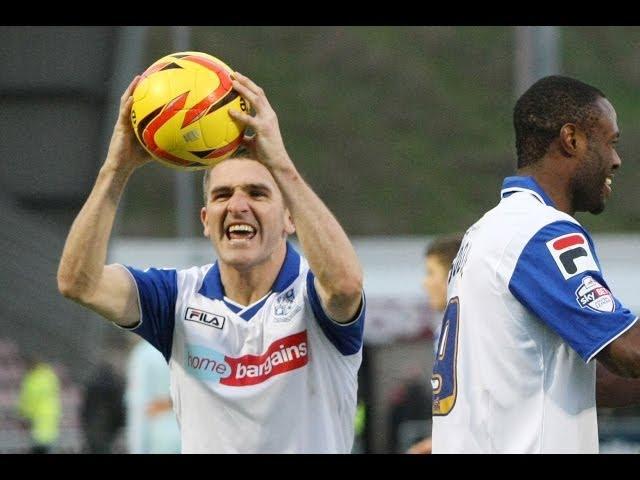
[
  {"left": 242, "top": 183, "right": 272, "bottom": 194},
  {"left": 209, "top": 182, "right": 273, "bottom": 196},
  {"left": 209, "top": 185, "right": 232, "bottom": 197}
]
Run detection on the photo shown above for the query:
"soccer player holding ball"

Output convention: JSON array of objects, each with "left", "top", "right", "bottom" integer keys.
[{"left": 58, "top": 64, "right": 366, "bottom": 453}]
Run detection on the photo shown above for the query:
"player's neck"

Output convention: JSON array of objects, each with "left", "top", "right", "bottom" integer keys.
[
  {"left": 218, "top": 243, "right": 287, "bottom": 306},
  {"left": 518, "top": 164, "right": 574, "bottom": 216}
]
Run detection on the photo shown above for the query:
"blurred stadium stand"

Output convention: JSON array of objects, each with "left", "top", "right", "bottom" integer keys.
[
  {"left": 0, "top": 27, "right": 118, "bottom": 223},
  {"left": 0, "top": 338, "right": 82, "bottom": 453},
  {"left": 0, "top": 27, "right": 130, "bottom": 452},
  {"left": 0, "top": 191, "right": 117, "bottom": 378},
  {"left": 0, "top": 27, "right": 141, "bottom": 375}
]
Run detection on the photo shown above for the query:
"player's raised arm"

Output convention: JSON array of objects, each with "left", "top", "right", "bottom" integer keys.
[
  {"left": 229, "top": 72, "right": 363, "bottom": 324},
  {"left": 57, "top": 76, "right": 151, "bottom": 327}
]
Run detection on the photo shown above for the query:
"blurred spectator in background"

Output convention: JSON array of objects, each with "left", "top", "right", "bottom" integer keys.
[
  {"left": 423, "top": 234, "right": 464, "bottom": 354},
  {"left": 17, "top": 354, "right": 61, "bottom": 453},
  {"left": 387, "top": 373, "right": 431, "bottom": 453},
  {"left": 406, "top": 234, "right": 463, "bottom": 454},
  {"left": 80, "top": 356, "right": 125, "bottom": 453},
  {"left": 351, "top": 390, "right": 367, "bottom": 454},
  {"left": 126, "top": 337, "right": 180, "bottom": 453}
]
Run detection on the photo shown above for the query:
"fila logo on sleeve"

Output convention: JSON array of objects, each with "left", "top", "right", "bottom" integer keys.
[{"left": 545, "top": 233, "right": 599, "bottom": 280}]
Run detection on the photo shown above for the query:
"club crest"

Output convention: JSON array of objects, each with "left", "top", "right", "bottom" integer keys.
[{"left": 273, "top": 288, "right": 301, "bottom": 321}]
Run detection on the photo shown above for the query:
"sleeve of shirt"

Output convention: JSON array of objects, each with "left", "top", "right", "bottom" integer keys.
[
  {"left": 508, "top": 220, "right": 637, "bottom": 363},
  {"left": 305, "top": 271, "right": 365, "bottom": 356},
  {"left": 121, "top": 265, "right": 178, "bottom": 362}
]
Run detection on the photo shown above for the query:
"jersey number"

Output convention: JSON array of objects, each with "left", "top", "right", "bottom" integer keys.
[{"left": 431, "top": 297, "right": 459, "bottom": 416}]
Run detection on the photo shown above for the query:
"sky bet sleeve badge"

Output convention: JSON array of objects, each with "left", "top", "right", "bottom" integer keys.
[{"left": 575, "top": 276, "right": 615, "bottom": 313}]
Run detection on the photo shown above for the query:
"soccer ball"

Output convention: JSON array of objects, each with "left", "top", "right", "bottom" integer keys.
[{"left": 130, "top": 51, "right": 249, "bottom": 170}]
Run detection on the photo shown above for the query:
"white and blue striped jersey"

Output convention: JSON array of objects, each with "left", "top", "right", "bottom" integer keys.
[
  {"left": 431, "top": 176, "right": 637, "bottom": 453},
  {"left": 120, "top": 242, "right": 365, "bottom": 453}
]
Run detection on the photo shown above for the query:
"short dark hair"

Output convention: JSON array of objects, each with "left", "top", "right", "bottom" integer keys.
[
  {"left": 513, "top": 75, "right": 606, "bottom": 169},
  {"left": 425, "top": 233, "right": 463, "bottom": 267}
]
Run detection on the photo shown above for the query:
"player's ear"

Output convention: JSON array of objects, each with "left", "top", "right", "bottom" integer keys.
[
  {"left": 559, "top": 123, "right": 586, "bottom": 157},
  {"left": 201, "top": 207, "right": 210, "bottom": 238},
  {"left": 284, "top": 208, "right": 295, "bottom": 235}
]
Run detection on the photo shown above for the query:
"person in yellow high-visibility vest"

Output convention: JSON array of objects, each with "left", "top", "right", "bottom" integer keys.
[{"left": 18, "top": 356, "right": 61, "bottom": 453}]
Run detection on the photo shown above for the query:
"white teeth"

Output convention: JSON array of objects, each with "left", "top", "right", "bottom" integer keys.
[
  {"left": 228, "top": 224, "right": 255, "bottom": 233},
  {"left": 605, "top": 178, "right": 612, "bottom": 186}
]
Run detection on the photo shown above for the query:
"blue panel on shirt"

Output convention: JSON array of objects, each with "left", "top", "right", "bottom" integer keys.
[
  {"left": 508, "top": 221, "right": 636, "bottom": 362},
  {"left": 126, "top": 266, "right": 177, "bottom": 362},
  {"left": 306, "top": 271, "right": 365, "bottom": 356},
  {"left": 238, "top": 298, "right": 269, "bottom": 321},
  {"left": 501, "top": 176, "right": 556, "bottom": 207},
  {"left": 199, "top": 242, "right": 302, "bottom": 322}
]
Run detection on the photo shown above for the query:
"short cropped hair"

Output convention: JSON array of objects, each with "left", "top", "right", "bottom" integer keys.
[
  {"left": 513, "top": 75, "right": 606, "bottom": 168},
  {"left": 425, "top": 233, "right": 464, "bottom": 267},
  {"left": 201, "top": 149, "right": 251, "bottom": 205}
]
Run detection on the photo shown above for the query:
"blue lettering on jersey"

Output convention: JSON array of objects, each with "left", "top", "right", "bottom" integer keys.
[
  {"left": 449, "top": 233, "right": 471, "bottom": 283},
  {"left": 185, "top": 345, "right": 231, "bottom": 382}
]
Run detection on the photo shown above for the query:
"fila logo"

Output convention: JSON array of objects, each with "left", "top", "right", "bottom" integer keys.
[
  {"left": 545, "top": 232, "right": 599, "bottom": 280},
  {"left": 184, "top": 307, "right": 226, "bottom": 329}
]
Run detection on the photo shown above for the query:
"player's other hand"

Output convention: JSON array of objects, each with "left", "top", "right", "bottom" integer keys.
[
  {"left": 105, "top": 75, "right": 152, "bottom": 172},
  {"left": 228, "top": 72, "right": 293, "bottom": 172}
]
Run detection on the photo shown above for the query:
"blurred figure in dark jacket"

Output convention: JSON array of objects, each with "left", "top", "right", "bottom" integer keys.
[{"left": 81, "top": 359, "right": 125, "bottom": 454}]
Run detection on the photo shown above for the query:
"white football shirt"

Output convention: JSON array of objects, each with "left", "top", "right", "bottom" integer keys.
[
  {"left": 121, "top": 243, "right": 365, "bottom": 453},
  {"left": 431, "top": 176, "right": 637, "bottom": 453}
]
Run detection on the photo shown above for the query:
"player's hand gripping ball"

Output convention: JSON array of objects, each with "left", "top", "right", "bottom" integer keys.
[{"left": 130, "top": 51, "right": 249, "bottom": 170}]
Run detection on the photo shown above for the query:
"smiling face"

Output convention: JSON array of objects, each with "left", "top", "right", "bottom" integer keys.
[
  {"left": 201, "top": 159, "right": 295, "bottom": 271},
  {"left": 570, "top": 98, "right": 621, "bottom": 215}
]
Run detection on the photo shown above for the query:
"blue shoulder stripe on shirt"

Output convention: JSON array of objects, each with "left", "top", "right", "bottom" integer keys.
[
  {"left": 306, "top": 271, "right": 365, "bottom": 356},
  {"left": 125, "top": 266, "right": 177, "bottom": 362},
  {"left": 508, "top": 221, "right": 637, "bottom": 362}
]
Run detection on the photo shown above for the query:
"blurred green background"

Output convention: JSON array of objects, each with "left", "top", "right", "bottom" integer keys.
[{"left": 121, "top": 26, "right": 640, "bottom": 238}]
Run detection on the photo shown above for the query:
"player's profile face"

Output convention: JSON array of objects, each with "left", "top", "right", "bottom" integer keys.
[
  {"left": 570, "top": 98, "right": 621, "bottom": 215},
  {"left": 200, "top": 158, "right": 295, "bottom": 268}
]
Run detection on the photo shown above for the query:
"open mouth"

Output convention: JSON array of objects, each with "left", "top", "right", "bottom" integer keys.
[
  {"left": 604, "top": 176, "right": 613, "bottom": 195},
  {"left": 225, "top": 223, "right": 257, "bottom": 241}
]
